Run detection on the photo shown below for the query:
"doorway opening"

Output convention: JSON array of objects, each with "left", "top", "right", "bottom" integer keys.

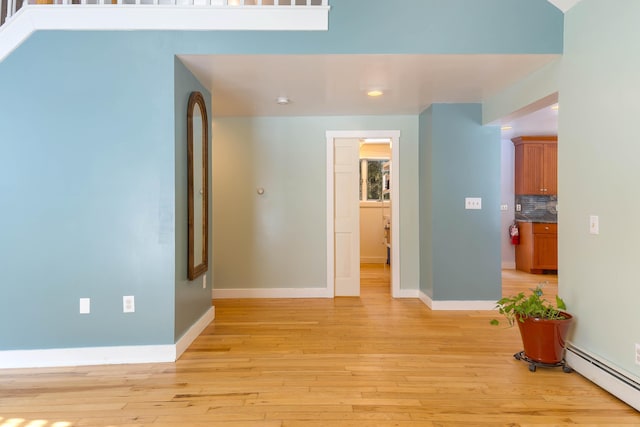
[{"left": 326, "top": 130, "right": 400, "bottom": 298}]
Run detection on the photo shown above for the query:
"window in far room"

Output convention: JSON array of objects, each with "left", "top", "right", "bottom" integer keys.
[{"left": 359, "top": 159, "right": 390, "bottom": 201}]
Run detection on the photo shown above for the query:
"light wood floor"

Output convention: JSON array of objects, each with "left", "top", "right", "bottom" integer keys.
[{"left": 1, "top": 266, "right": 638, "bottom": 426}]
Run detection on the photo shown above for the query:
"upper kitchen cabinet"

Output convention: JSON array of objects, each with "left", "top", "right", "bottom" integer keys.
[{"left": 512, "top": 136, "right": 557, "bottom": 195}]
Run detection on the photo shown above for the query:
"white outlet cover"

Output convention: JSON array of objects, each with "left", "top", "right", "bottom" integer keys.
[
  {"left": 79, "top": 298, "right": 90, "bottom": 314},
  {"left": 636, "top": 344, "right": 640, "bottom": 365},
  {"left": 465, "top": 197, "right": 482, "bottom": 210},
  {"left": 123, "top": 295, "right": 135, "bottom": 313}
]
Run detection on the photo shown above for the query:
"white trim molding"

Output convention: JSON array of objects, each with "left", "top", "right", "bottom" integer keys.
[
  {"left": 0, "top": 4, "right": 329, "bottom": 63},
  {"left": 0, "top": 306, "right": 215, "bottom": 369},
  {"left": 419, "top": 290, "right": 496, "bottom": 311},
  {"left": 396, "top": 288, "right": 419, "bottom": 299},
  {"left": 175, "top": 306, "right": 215, "bottom": 359},
  {"left": 326, "top": 130, "right": 401, "bottom": 298},
  {"left": 565, "top": 344, "right": 640, "bottom": 412},
  {"left": 213, "top": 287, "right": 333, "bottom": 299},
  {"left": 0, "top": 345, "right": 176, "bottom": 369}
]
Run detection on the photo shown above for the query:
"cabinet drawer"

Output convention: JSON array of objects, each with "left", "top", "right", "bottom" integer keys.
[{"left": 533, "top": 223, "right": 557, "bottom": 234}]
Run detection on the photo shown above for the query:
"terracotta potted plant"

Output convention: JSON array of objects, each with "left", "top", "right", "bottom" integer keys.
[{"left": 492, "top": 282, "right": 573, "bottom": 372}]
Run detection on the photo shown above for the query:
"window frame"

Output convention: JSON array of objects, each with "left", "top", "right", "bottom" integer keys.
[{"left": 359, "top": 157, "right": 390, "bottom": 203}]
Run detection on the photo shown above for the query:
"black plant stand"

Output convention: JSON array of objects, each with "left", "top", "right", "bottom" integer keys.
[{"left": 514, "top": 351, "right": 573, "bottom": 373}]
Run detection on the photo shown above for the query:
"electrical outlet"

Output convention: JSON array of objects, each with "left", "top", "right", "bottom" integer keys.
[
  {"left": 123, "top": 295, "right": 135, "bottom": 313},
  {"left": 79, "top": 298, "right": 90, "bottom": 314},
  {"left": 636, "top": 344, "right": 640, "bottom": 366},
  {"left": 516, "top": 204, "right": 522, "bottom": 212},
  {"left": 500, "top": 204, "right": 508, "bottom": 212},
  {"left": 465, "top": 197, "right": 482, "bottom": 210},
  {"left": 203, "top": 273, "right": 207, "bottom": 289}
]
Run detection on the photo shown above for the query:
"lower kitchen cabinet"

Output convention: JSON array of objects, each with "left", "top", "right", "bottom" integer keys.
[{"left": 515, "top": 222, "right": 558, "bottom": 273}]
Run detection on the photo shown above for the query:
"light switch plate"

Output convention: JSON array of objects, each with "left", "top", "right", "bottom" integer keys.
[
  {"left": 589, "top": 215, "right": 599, "bottom": 235},
  {"left": 500, "top": 204, "right": 508, "bottom": 211},
  {"left": 465, "top": 197, "right": 482, "bottom": 210}
]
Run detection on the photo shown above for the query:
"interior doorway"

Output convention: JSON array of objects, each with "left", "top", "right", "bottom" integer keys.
[{"left": 326, "top": 130, "right": 400, "bottom": 298}]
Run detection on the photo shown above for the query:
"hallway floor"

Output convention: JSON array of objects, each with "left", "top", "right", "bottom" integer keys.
[{"left": 0, "top": 266, "right": 637, "bottom": 426}]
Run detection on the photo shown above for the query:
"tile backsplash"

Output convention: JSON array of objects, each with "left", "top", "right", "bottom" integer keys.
[{"left": 515, "top": 195, "right": 557, "bottom": 223}]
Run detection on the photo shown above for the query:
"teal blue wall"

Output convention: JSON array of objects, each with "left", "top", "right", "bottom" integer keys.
[
  {"left": 419, "top": 104, "right": 501, "bottom": 301},
  {"left": 559, "top": 0, "right": 640, "bottom": 378},
  {"left": 418, "top": 107, "right": 434, "bottom": 297},
  {"left": 212, "top": 115, "right": 420, "bottom": 292},
  {"left": 170, "top": 0, "right": 563, "bottom": 55},
  {"left": 174, "top": 58, "right": 213, "bottom": 341},
  {"left": 0, "top": 0, "right": 562, "bottom": 351},
  {"left": 0, "top": 32, "right": 175, "bottom": 349}
]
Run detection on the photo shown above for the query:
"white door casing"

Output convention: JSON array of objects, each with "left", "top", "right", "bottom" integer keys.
[
  {"left": 326, "top": 130, "right": 401, "bottom": 298},
  {"left": 333, "top": 138, "right": 361, "bottom": 296}
]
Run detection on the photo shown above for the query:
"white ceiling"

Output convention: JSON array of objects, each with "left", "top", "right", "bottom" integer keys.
[
  {"left": 500, "top": 102, "right": 559, "bottom": 140},
  {"left": 179, "top": 54, "right": 560, "bottom": 119}
]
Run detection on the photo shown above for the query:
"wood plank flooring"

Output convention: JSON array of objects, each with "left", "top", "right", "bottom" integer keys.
[{"left": 1, "top": 265, "right": 638, "bottom": 426}]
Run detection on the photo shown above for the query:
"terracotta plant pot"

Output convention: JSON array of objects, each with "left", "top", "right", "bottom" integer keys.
[{"left": 516, "top": 312, "right": 573, "bottom": 364}]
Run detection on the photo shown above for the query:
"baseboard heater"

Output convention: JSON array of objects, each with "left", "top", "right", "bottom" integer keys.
[{"left": 565, "top": 344, "right": 640, "bottom": 412}]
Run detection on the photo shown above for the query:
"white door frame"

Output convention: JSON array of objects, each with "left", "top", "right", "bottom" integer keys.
[{"left": 326, "top": 130, "right": 401, "bottom": 298}]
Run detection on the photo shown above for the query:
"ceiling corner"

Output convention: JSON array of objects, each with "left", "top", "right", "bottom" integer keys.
[{"left": 547, "top": 0, "right": 583, "bottom": 13}]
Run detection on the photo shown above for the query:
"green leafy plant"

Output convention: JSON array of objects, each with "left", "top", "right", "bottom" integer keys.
[{"left": 490, "top": 281, "right": 567, "bottom": 327}]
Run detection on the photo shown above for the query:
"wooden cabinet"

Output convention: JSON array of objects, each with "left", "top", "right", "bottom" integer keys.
[
  {"left": 515, "top": 222, "right": 557, "bottom": 273},
  {"left": 512, "top": 136, "right": 557, "bottom": 195}
]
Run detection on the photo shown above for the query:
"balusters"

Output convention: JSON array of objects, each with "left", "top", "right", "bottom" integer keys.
[{"left": 0, "top": 0, "right": 327, "bottom": 27}]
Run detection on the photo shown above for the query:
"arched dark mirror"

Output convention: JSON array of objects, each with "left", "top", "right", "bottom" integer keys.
[{"left": 187, "top": 91, "right": 208, "bottom": 280}]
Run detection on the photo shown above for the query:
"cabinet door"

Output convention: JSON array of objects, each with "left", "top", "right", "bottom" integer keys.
[
  {"left": 533, "top": 233, "right": 558, "bottom": 269},
  {"left": 517, "top": 144, "right": 545, "bottom": 194},
  {"left": 543, "top": 144, "right": 557, "bottom": 194}
]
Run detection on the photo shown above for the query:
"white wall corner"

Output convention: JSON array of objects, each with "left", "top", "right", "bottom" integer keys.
[
  {"left": 547, "top": 0, "right": 583, "bottom": 13},
  {"left": 175, "top": 306, "right": 215, "bottom": 359},
  {"left": 419, "top": 290, "right": 434, "bottom": 309}
]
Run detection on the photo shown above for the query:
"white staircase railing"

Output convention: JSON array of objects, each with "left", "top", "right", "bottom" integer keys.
[
  {"left": 0, "top": 0, "right": 329, "bottom": 62},
  {"left": 1, "top": 0, "right": 328, "bottom": 27}
]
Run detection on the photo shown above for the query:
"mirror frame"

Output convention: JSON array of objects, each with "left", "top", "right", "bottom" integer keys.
[{"left": 187, "top": 91, "right": 209, "bottom": 280}]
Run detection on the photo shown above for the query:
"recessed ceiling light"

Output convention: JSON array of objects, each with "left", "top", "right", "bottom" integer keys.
[
  {"left": 501, "top": 125, "right": 513, "bottom": 131},
  {"left": 276, "top": 96, "right": 290, "bottom": 105},
  {"left": 551, "top": 104, "right": 559, "bottom": 111},
  {"left": 367, "top": 90, "right": 384, "bottom": 97}
]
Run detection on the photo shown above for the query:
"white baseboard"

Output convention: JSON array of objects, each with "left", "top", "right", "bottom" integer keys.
[
  {"left": 565, "top": 344, "right": 640, "bottom": 412},
  {"left": 213, "top": 287, "right": 333, "bottom": 299},
  {"left": 418, "top": 290, "right": 496, "bottom": 310},
  {"left": 396, "top": 288, "right": 419, "bottom": 298},
  {"left": 0, "top": 344, "right": 176, "bottom": 369},
  {"left": 175, "top": 306, "right": 215, "bottom": 359},
  {"left": 0, "top": 306, "right": 216, "bottom": 369},
  {"left": 501, "top": 261, "right": 516, "bottom": 269}
]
